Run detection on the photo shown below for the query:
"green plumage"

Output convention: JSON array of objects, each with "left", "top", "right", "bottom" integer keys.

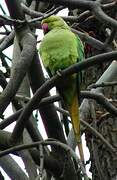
[
  {"left": 39, "top": 16, "right": 84, "bottom": 105},
  {"left": 39, "top": 16, "right": 84, "bottom": 161},
  {"left": 39, "top": 16, "right": 84, "bottom": 75}
]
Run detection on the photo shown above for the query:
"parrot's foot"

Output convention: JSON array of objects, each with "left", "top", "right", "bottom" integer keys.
[{"left": 56, "top": 69, "right": 62, "bottom": 77}]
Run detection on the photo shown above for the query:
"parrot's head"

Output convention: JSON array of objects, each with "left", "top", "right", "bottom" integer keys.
[{"left": 41, "top": 15, "right": 70, "bottom": 34}]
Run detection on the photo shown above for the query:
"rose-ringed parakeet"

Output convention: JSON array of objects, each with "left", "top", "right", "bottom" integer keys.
[{"left": 39, "top": 15, "right": 84, "bottom": 162}]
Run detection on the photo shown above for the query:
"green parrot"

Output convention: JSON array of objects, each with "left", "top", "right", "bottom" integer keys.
[{"left": 39, "top": 15, "right": 84, "bottom": 162}]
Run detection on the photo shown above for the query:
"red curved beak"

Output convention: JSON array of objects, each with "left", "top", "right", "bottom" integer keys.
[{"left": 42, "top": 23, "right": 49, "bottom": 33}]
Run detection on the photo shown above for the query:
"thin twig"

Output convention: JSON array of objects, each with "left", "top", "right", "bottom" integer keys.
[
  {"left": 0, "top": 30, "right": 15, "bottom": 51},
  {"left": 0, "top": 95, "right": 61, "bottom": 129},
  {"left": 39, "top": 144, "right": 44, "bottom": 178},
  {"left": 88, "top": 81, "right": 117, "bottom": 89},
  {"left": 15, "top": 94, "right": 61, "bottom": 106},
  {"left": 108, "top": 99, "right": 117, "bottom": 103},
  {"left": 22, "top": 3, "right": 64, "bottom": 21},
  {"left": 72, "top": 28, "right": 111, "bottom": 51},
  {"left": 81, "top": 91, "right": 117, "bottom": 116},
  {"left": 0, "top": 14, "right": 25, "bottom": 24},
  {"left": 0, "top": 31, "right": 10, "bottom": 35},
  {"left": 21, "top": 3, "right": 43, "bottom": 18},
  {"left": 28, "top": 6, "right": 64, "bottom": 23}
]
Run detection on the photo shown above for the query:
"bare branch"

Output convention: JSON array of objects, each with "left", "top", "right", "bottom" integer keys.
[
  {"left": 21, "top": 1, "right": 116, "bottom": 20},
  {"left": 0, "top": 95, "right": 61, "bottom": 129},
  {"left": 39, "top": 144, "right": 44, "bottom": 178},
  {"left": 0, "top": 14, "right": 25, "bottom": 25},
  {"left": 81, "top": 91, "right": 117, "bottom": 116},
  {"left": 0, "top": 33, "right": 36, "bottom": 115},
  {"left": 0, "top": 30, "right": 15, "bottom": 51},
  {"left": 0, "top": 0, "right": 37, "bottom": 116},
  {"left": 92, "top": 1, "right": 117, "bottom": 29},
  {"left": 72, "top": 28, "right": 110, "bottom": 51},
  {"left": 21, "top": 3, "right": 43, "bottom": 18},
  {"left": 0, "top": 140, "right": 89, "bottom": 180},
  {"left": 28, "top": 6, "right": 65, "bottom": 23},
  {"left": 0, "top": 130, "right": 63, "bottom": 177},
  {"left": 88, "top": 81, "right": 117, "bottom": 89},
  {"left": 0, "top": 154, "right": 28, "bottom": 180},
  {"left": 21, "top": 3, "right": 64, "bottom": 21}
]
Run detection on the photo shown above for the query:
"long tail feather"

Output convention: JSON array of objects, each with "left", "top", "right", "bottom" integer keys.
[{"left": 69, "top": 93, "right": 84, "bottom": 163}]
